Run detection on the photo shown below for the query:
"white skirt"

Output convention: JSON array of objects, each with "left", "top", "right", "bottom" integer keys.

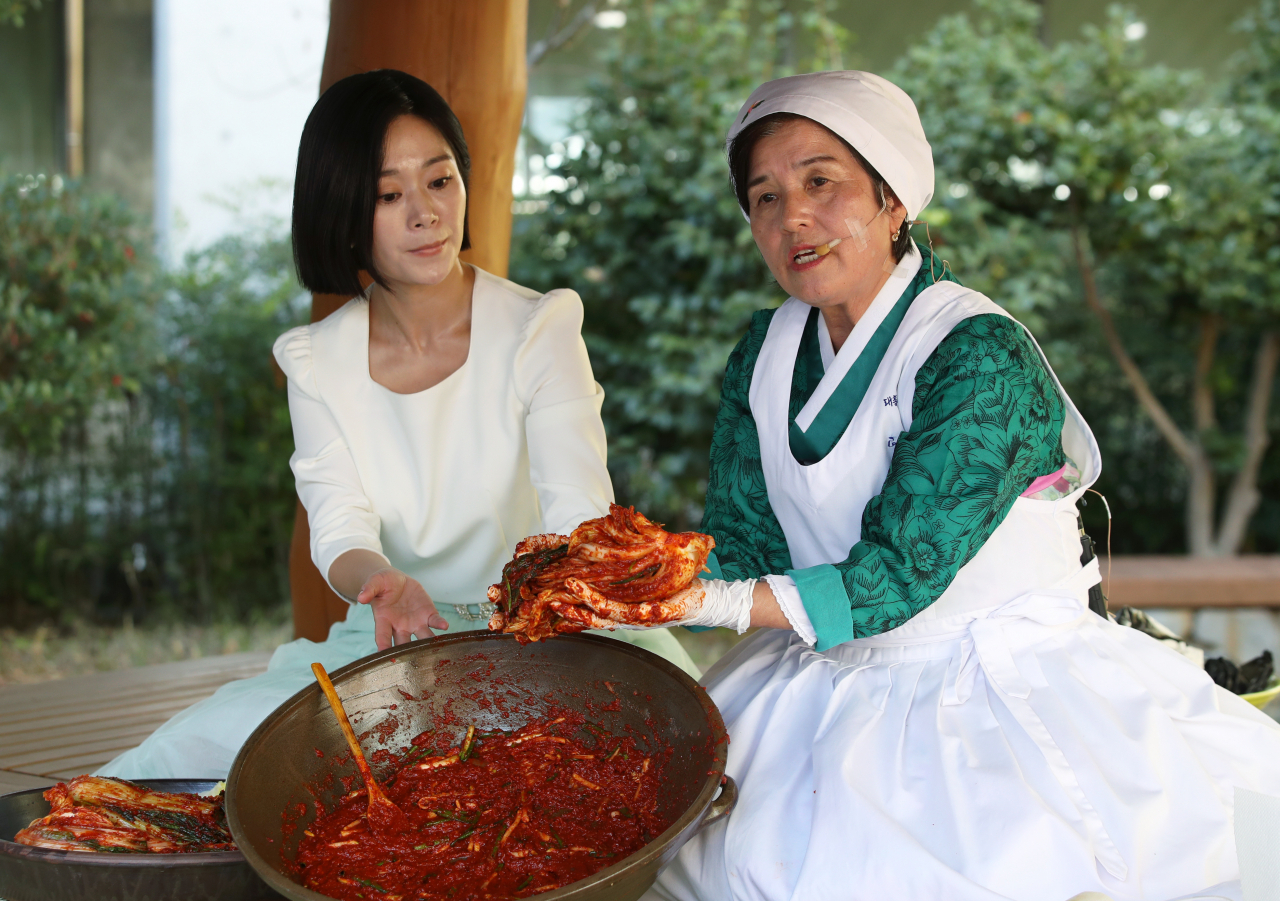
[{"left": 646, "top": 591, "right": 1280, "bottom": 901}]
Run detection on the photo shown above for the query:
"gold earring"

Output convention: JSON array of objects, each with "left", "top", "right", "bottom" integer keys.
[{"left": 891, "top": 225, "right": 901, "bottom": 241}]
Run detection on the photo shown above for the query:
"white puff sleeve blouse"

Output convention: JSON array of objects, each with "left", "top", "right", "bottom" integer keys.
[{"left": 272, "top": 267, "right": 614, "bottom": 609}]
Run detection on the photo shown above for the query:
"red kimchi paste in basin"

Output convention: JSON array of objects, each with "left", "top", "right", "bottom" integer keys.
[{"left": 294, "top": 711, "right": 672, "bottom": 900}]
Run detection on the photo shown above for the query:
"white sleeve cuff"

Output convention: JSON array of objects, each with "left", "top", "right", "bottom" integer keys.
[{"left": 764, "top": 574, "right": 817, "bottom": 646}]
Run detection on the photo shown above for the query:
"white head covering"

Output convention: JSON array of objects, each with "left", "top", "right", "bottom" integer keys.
[{"left": 726, "top": 71, "right": 934, "bottom": 219}]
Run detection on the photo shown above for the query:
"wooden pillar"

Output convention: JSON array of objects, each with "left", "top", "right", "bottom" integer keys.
[
  {"left": 65, "top": 0, "right": 85, "bottom": 177},
  {"left": 289, "top": 0, "right": 529, "bottom": 640}
]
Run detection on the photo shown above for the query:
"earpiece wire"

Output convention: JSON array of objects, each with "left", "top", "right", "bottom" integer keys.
[
  {"left": 908, "top": 219, "right": 953, "bottom": 285},
  {"left": 1086, "top": 487, "right": 1113, "bottom": 598}
]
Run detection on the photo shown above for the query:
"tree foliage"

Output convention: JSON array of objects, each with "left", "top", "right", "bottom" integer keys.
[
  {"left": 0, "top": 173, "right": 155, "bottom": 455},
  {"left": 894, "top": 0, "right": 1280, "bottom": 555},
  {"left": 147, "top": 233, "right": 305, "bottom": 619},
  {"left": 0, "top": 174, "right": 304, "bottom": 625},
  {"left": 513, "top": 0, "right": 1280, "bottom": 555},
  {"left": 511, "top": 0, "right": 848, "bottom": 528},
  {"left": 0, "top": 174, "right": 158, "bottom": 621},
  {"left": 0, "top": 0, "right": 41, "bottom": 27}
]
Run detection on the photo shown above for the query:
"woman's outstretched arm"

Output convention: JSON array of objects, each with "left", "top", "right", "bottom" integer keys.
[
  {"left": 329, "top": 549, "right": 447, "bottom": 649},
  {"left": 274, "top": 325, "right": 446, "bottom": 649}
]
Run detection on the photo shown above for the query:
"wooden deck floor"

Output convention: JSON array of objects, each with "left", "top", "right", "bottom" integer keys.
[{"left": 0, "top": 652, "right": 270, "bottom": 796}]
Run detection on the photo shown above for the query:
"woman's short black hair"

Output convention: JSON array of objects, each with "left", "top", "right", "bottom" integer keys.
[
  {"left": 727, "top": 112, "right": 912, "bottom": 263},
  {"left": 292, "top": 69, "right": 472, "bottom": 296}
]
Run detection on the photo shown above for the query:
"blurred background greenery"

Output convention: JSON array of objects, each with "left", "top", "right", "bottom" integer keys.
[
  {"left": 3, "top": 0, "right": 1280, "bottom": 665},
  {"left": 1, "top": 174, "right": 306, "bottom": 630},
  {"left": 514, "top": 0, "right": 1280, "bottom": 561}
]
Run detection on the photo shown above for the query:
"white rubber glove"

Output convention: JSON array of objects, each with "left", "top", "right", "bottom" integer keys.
[
  {"left": 678, "top": 578, "right": 757, "bottom": 633},
  {"left": 550, "top": 577, "right": 757, "bottom": 633}
]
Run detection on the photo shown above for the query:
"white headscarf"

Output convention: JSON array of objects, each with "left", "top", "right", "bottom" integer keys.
[{"left": 726, "top": 71, "right": 935, "bottom": 219}]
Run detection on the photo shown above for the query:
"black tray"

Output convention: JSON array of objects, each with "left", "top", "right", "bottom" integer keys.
[{"left": 0, "top": 778, "right": 280, "bottom": 901}]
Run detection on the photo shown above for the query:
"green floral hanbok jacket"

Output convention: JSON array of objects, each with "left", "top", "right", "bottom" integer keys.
[{"left": 700, "top": 251, "right": 1066, "bottom": 642}]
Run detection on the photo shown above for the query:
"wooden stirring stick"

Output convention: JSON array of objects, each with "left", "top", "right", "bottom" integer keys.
[{"left": 311, "top": 662, "right": 411, "bottom": 837}]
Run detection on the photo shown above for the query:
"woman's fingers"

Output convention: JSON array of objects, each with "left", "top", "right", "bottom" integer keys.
[
  {"left": 558, "top": 579, "right": 704, "bottom": 626},
  {"left": 423, "top": 598, "right": 448, "bottom": 632},
  {"left": 400, "top": 609, "right": 444, "bottom": 644},
  {"left": 407, "top": 597, "right": 448, "bottom": 636},
  {"left": 367, "top": 574, "right": 450, "bottom": 648},
  {"left": 374, "top": 615, "right": 395, "bottom": 651},
  {"left": 376, "top": 613, "right": 434, "bottom": 649}
]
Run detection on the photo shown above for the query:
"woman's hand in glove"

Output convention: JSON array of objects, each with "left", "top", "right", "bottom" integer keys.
[{"left": 549, "top": 578, "right": 771, "bottom": 633}]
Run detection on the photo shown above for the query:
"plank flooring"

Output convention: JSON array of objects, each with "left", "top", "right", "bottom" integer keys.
[{"left": 0, "top": 652, "right": 270, "bottom": 786}]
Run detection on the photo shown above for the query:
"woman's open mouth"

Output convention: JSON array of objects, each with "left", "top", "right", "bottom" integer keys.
[
  {"left": 791, "top": 237, "right": 841, "bottom": 269},
  {"left": 791, "top": 245, "right": 825, "bottom": 270}
]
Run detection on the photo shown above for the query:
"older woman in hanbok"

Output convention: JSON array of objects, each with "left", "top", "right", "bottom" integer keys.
[{"left": 573, "top": 71, "right": 1280, "bottom": 901}]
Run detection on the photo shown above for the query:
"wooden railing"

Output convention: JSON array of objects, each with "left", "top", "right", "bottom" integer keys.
[{"left": 1102, "top": 556, "right": 1280, "bottom": 609}]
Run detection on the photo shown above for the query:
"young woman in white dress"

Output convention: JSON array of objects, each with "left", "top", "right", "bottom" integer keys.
[
  {"left": 565, "top": 72, "right": 1280, "bottom": 901},
  {"left": 101, "top": 70, "right": 696, "bottom": 780}
]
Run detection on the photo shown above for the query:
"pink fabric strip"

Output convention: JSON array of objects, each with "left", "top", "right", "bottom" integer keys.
[{"left": 1022, "top": 465, "right": 1070, "bottom": 498}]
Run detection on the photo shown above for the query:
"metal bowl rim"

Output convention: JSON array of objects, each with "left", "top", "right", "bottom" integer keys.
[{"left": 226, "top": 631, "right": 729, "bottom": 901}]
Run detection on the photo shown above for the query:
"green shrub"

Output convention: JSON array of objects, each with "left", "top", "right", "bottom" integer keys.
[
  {"left": 0, "top": 173, "right": 158, "bottom": 621},
  {"left": 144, "top": 232, "right": 306, "bottom": 621},
  {"left": 0, "top": 173, "right": 304, "bottom": 625},
  {"left": 0, "top": 173, "right": 154, "bottom": 454}
]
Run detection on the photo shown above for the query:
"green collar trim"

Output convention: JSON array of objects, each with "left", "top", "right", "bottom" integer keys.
[{"left": 788, "top": 245, "right": 959, "bottom": 466}]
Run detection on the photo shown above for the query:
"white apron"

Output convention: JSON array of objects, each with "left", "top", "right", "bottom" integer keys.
[{"left": 647, "top": 248, "right": 1280, "bottom": 901}]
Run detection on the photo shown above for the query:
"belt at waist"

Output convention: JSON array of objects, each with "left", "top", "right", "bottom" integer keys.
[{"left": 439, "top": 601, "right": 498, "bottom": 622}]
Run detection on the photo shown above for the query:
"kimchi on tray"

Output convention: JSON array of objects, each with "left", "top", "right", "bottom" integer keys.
[{"left": 13, "top": 776, "right": 236, "bottom": 853}]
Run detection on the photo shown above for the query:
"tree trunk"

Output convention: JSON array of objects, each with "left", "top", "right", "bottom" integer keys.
[
  {"left": 528, "top": 2, "right": 598, "bottom": 68},
  {"left": 288, "top": 0, "right": 529, "bottom": 640},
  {"left": 1185, "top": 450, "right": 1217, "bottom": 556},
  {"left": 1070, "top": 226, "right": 1199, "bottom": 467},
  {"left": 1187, "top": 314, "right": 1219, "bottom": 556},
  {"left": 1070, "top": 225, "right": 1279, "bottom": 557},
  {"left": 1214, "top": 332, "right": 1280, "bottom": 555}
]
